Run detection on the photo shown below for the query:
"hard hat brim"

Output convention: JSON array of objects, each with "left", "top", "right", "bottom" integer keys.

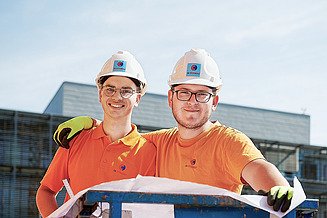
[
  {"left": 96, "top": 72, "right": 147, "bottom": 95},
  {"left": 169, "top": 78, "right": 222, "bottom": 89}
]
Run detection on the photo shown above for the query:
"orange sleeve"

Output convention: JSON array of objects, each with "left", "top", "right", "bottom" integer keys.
[
  {"left": 223, "top": 130, "right": 264, "bottom": 184},
  {"left": 36, "top": 184, "right": 58, "bottom": 217},
  {"left": 139, "top": 139, "right": 157, "bottom": 176},
  {"left": 141, "top": 129, "right": 169, "bottom": 148},
  {"left": 40, "top": 147, "right": 70, "bottom": 193}
]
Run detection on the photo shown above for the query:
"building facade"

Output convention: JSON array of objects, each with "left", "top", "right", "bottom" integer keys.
[{"left": 0, "top": 81, "right": 326, "bottom": 217}]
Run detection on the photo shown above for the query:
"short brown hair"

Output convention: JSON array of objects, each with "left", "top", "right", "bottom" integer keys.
[{"left": 99, "top": 76, "right": 142, "bottom": 93}]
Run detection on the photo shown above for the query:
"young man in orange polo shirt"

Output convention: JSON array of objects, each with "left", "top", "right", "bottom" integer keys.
[
  {"left": 52, "top": 49, "right": 294, "bottom": 213},
  {"left": 36, "top": 51, "right": 156, "bottom": 217}
]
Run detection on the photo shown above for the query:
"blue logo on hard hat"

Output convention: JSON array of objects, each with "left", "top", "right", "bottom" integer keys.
[
  {"left": 113, "top": 60, "right": 126, "bottom": 72},
  {"left": 186, "top": 63, "right": 201, "bottom": 77}
]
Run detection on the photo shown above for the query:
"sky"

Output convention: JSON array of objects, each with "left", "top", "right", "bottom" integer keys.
[{"left": 0, "top": 0, "right": 326, "bottom": 146}]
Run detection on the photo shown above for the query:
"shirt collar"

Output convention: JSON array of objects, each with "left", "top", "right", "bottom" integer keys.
[
  {"left": 119, "top": 124, "right": 141, "bottom": 147},
  {"left": 92, "top": 122, "right": 141, "bottom": 147},
  {"left": 177, "top": 121, "right": 222, "bottom": 147},
  {"left": 92, "top": 122, "right": 106, "bottom": 139}
]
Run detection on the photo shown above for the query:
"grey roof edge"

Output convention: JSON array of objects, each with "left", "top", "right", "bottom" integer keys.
[
  {"left": 43, "top": 81, "right": 96, "bottom": 113},
  {"left": 43, "top": 84, "right": 63, "bottom": 114},
  {"left": 61, "top": 81, "right": 96, "bottom": 89},
  {"left": 0, "top": 108, "right": 70, "bottom": 120},
  {"left": 218, "top": 102, "right": 310, "bottom": 118},
  {"left": 251, "top": 137, "right": 326, "bottom": 150}
]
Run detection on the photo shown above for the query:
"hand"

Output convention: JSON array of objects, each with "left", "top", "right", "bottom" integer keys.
[
  {"left": 258, "top": 186, "right": 294, "bottom": 212},
  {"left": 53, "top": 116, "right": 93, "bottom": 148}
]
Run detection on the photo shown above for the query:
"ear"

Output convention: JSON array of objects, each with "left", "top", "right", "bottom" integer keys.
[
  {"left": 212, "top": 95, "right": 219, "bottom": 111},
  {"left": 134, "top": 94, "right": 141, "bottom": 107},
  {"left": 168, "top": 90, "right": 173, "bottom": 109}
]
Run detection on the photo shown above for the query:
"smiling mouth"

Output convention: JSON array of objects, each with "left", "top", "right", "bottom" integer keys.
[
  {"left": 109, "top": 103, "right": 124, "bottom": 108},
  {"left": 184, "top": 108, "right": 199, "bottom": 112}
]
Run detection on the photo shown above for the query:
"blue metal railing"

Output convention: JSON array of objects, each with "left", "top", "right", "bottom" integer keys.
[{"left": 80, "top": 191, "right": 319, "bottom": 218}]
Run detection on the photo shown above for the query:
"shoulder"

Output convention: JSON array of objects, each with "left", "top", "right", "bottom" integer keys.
[
  {"left": 141, "top": 127, "right": 177, "bottom": 147},
  {"left": 138, "top": 137, "right": 157, "bottom": 150},
  {"left": 210, "top": 125, "right": 263, "bottom": 162},
  {"left": 212, "top": 124, "right": 249, "bottom": 139},
  {"left": 69, "top": 128, "right": 97, "bottom": 149},
  {"left": 142, "top": 127, "right": 177, "bottom": 138},
  {"left": 153, "top": 127, "right": 178, "bottom": 135},
  {"left": 209, "top": 124, "right": 254, "bottom": 149}
]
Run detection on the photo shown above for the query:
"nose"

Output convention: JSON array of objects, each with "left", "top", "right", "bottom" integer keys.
[
  {"left": 111, "top": 90, "right": 123, "bottom": 100},
  {"left": 188, "top": 93, "right": 198, "bottom": 103}
]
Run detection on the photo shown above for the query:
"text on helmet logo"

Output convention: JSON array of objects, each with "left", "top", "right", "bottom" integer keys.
[
  {"left": 186, "top": 63, "right": 201, "bottom": 77},
  {"left": 113, "top": 60, "right": 126, "bottom": 72}
]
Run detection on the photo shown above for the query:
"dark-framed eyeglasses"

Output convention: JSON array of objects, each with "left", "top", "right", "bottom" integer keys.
[
  {"left": 102, "top": 85, "right": 139, "bottom": 99},
  {"left": 172, "top": 89, "right": 213, "bottom": 103}
]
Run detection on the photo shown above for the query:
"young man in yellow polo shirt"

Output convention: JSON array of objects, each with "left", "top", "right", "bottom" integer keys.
[
  {"left": 52, "top": 49, "right": 294, "bottom": 213},
  {"left": 36, "top": 51, "right": 156, "bottom": 217}
]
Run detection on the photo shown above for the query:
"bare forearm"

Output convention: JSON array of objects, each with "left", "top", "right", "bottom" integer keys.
[
  {"left": 36, "top": 185, "right": 58, "bottom": 217},
  {"left": 242, "top": 159, "right": 289, "bottom": 192}
]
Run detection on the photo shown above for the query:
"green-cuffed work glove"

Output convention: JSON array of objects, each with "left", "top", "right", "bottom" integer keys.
[
  {"left": 259, "top": 186, "right": 294, "bottom": 212},
  {"left": 53, "top": 116, "right": 93, "bottom": 149}
]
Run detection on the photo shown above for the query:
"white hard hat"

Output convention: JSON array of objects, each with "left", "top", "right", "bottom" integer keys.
[
  {"left": 168, "top": 48, "right": 222, "bottom": 90},
  {"left": 95, "top": 50, "right": 147, "bottom": 95}
]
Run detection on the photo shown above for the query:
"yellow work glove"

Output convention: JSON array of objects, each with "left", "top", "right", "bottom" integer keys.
[
  {"left": 259, "top": 186, "right": 294, "bottom": 212},
  {"left": 53, "top": 116, "right": 93, "bottom": 149}
]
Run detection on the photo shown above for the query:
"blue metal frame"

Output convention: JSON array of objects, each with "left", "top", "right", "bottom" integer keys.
[{"left": 81, "top": 191, "right": 318, "bottom": 218}]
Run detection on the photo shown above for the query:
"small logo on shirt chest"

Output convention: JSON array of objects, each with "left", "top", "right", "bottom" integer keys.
[
  {"left": 120, "top": 164, "right": 126, "bottom": 171},
  {"left": 113, "top": 164, "right": 127, "bottom": 172},
  {"left": 185, "top": 159, "right": 197, "bottom": 168}
]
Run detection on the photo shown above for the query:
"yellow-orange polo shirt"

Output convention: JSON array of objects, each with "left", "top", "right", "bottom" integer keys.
[
  {"left": 143, "top": 122, "right": 264, "bottom": 194},
  {"left": 41, "top": 123, "right": 156, "bottom": 199}
]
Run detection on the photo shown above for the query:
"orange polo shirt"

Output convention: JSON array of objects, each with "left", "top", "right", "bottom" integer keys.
[
  {"left": 143, "top": 122, "right": 264, "bottom": 194},
  {"left": 41, "top": 123, "right": 156, "bottom": 198}
]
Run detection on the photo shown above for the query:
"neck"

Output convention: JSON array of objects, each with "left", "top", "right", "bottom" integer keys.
[
  {"left": 178, "top": 121, "right": 214, "bottom": 140},
  {"left": 102, "top": 116, "right": 132, "bottom": 142}
]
